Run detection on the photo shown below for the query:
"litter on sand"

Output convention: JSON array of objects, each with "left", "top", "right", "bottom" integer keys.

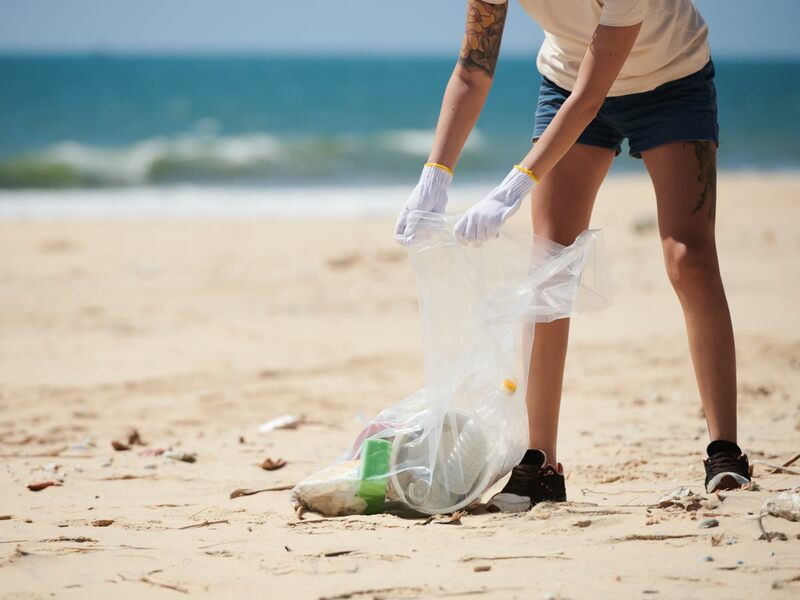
[
  {"left": 230, "top": 484, "right": 295, "bottom": 499},
  {"left": 699, "top": 518, "right": 719, "bottom": 529},
  {"left": 164, "top": 450, "right": 197, "bottom": 463},
  {"left": 261, "top": 457, "right": 287, "bottom": 471},
  {"left": 757, "top": 489, "right": 800, "bottom": 541},
  {"left": 27, "top": 480, "right": 62, "bottom": 492},
  {"left": 257, "top": 415, "right": 304, "bottom": 433},
  {"left": 292, "top": 212, "right": 609, "bottom": 516}
]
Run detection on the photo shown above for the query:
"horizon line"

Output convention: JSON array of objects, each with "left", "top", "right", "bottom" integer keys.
[{"left": 1, "top": 48, "right": 799, "bottom": 61}]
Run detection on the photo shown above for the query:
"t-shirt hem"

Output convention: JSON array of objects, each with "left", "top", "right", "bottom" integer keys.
[
  {"left": 598, "top": 16, "right": 645, "bottom": 27},
  {"left": 537, "top": 49, "right": 711, "bottom": 97}
]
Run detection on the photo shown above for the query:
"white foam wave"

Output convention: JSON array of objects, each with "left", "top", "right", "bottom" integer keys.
[
  {"left": 43, "top": 133, "right": 284, "bottom": 184},
  {"left": 376, "top": 129, "right": 484, "bottom": 156}
]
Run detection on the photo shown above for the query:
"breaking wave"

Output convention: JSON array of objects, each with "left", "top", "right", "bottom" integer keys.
[{"left": 0, "top": 129, "right": 485, "bottom": 188}]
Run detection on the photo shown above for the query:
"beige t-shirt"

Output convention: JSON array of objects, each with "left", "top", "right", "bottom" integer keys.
[{"left": 484, "top": 0, "right": 710, "bottom": 96}]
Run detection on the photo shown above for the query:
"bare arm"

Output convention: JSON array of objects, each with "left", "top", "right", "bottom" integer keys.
[
  {"left": 519, "top": 23, "right": 642, "bottom": 179},
  {"left": 427, "top": 0, "right": 508, "bottom": 170}
]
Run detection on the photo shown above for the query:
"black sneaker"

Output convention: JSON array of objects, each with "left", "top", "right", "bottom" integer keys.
[
  {"left": 704, "top": 440, "right": 751, "bottom": 493},
  {"left": 486, "top": 450, "right": 566, "bottom": 513}
]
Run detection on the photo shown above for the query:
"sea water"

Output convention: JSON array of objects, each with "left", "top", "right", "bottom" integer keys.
[{"left": 0, "top": 55, "right": 797, "bottom": 201}]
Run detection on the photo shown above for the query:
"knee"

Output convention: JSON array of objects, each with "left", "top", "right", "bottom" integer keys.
[{"left": 662, "top": 238, "right": 721, "bottom": 297}]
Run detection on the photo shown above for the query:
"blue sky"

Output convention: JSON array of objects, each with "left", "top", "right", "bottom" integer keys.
[{"left": 1, "top": 0, "right": 799, "bottom": 57}]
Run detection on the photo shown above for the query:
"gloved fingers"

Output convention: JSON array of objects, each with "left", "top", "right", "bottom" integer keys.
[
  {"left": 486, "top": 220, "right": 501, "bottom": 240},
  {"left": 478, "top": 221, "right": 491, "bottom": 244},
  {"left": 465, "top": 214, "right": 479, "bottom": 244},
  {"left": 396, "top": 210, "right": 425, "bottom": 245},
  {"left": 453, "top": 213, "right": 469, "bottom": 244},
  {"left": 394, "top": 208, "right": 408, "bottom": 238},
  {"left": 394, "top": 210, "right": 413, "bottom": 245}
]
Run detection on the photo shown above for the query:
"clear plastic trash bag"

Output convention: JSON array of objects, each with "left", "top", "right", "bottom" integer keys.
[{"left": 291, "top": 212, "right": 610, "bottom": 516}]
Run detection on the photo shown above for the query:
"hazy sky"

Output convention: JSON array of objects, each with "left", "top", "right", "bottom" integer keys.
[{"left": 1, "top": 0, "right": 799, "bottom": 57}]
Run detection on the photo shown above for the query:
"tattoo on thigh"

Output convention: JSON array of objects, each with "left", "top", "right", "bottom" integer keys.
[
  {"left": 687, "top": 141, "right": 717, "bottom": 221},
  {"left": 459, "top": 0, "right": 508, "bottom": 77}
]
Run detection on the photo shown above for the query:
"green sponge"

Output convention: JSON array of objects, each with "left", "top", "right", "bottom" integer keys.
[{"left": 357, "top": 438, "right": 392, "bottom": 514}]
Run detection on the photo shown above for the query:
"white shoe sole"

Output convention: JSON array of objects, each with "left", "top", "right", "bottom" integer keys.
[
  {"left": 486, "top": 492, "right": 532, "bottom": 513},
  {"left": 706, "top": 471, "right": 750, "bottom": 493}
]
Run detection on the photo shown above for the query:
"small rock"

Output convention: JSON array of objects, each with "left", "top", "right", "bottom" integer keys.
[
  {"left": 92, "top": 519, "right": 114, "bottom": 527},
  {"left": 657, "top": 486, "right": 695, "bottom": 508},
  {"left": 139, "top": 447, "right": 165, "bottom": 457},
  {"left": 260, "top": 457, "right": 287, "bottom": 471},
  {"left": 473, "top": 565, "right": 491, "bottom": 572},
  {"left": 700, "top": 555, "right": 714, "bottom": 562},
  {"left": 111, "top": 440, "right": 130, "bottom": 451},
  {"left": 71, "top": 436, "right": 96, "bottom": 451},
  {"left": 126, "top": 428, "right": 144, "bottom": 446},
  {"left": 736, "top": 560, "right": 744, "bottom": 566},
  {"left": 699, "top": 518, "right": 719, "bottom": 529},
  {"left": 164, "top": 450, "right": 197, "bottom": 463},
  {"left": 144, "top": 464, "right": 158, "bottom": 470},
  {"left": 27, "top": 480, "right": 62, "bottom": 492},
  {"left": 573, "top": 519, "right": 592, "bottom": 528}
]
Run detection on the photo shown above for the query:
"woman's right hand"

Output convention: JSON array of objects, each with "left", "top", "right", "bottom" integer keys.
[{"left": 394, "top": 163, "right": 453, "bottom": 244}]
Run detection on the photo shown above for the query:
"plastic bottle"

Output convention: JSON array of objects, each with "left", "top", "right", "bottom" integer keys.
[
  {"left": 439, "top": 416, "right": 489, "bottom": 495},
  {"left": 398, "top": 412, "right": 489, "bottom": 511},
  {"left": 356, "top": 437, "right": 392, "bottom": 514}
]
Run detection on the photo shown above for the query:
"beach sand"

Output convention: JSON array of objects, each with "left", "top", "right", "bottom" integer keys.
[{"left": 1, "top": 174, "right": 799, "bottom": 598}]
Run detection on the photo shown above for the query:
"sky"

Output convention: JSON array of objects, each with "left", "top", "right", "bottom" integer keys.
[{"left": 1, "top": 0, "right": 799, "bottom": 58}]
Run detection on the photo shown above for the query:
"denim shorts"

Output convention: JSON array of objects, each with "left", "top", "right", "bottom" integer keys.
[{"left": 533, "top": 60, "right": 719, "bottom": 158}]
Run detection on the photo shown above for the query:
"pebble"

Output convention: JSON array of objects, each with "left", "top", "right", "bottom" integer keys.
[
  {"left": 700, "top": 555, "right": 714, "bottom": 562},
  {"left": 164, "top": 450, "right": 197, "bottom": 463},
  {"left": 573, "top": 519, "right": 592, "bottom": 528},
  {"left": 699, "top": 518, "right": 719, "bottom": 529},
  {"left": 71, "top": 436, "right": 96, "bottom": 451}
]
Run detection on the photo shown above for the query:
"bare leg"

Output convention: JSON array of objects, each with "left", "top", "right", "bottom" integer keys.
[
  {"left": 642, "top": 141, "right": 737, "bottom": 443},
  {"left": 527, "top": 143, "right": 614, "bottom": 466}
]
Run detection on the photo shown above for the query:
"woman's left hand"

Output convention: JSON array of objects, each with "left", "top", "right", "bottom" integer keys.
[{"left": 454, "top": 166, "right": 538, "bottom": 244}]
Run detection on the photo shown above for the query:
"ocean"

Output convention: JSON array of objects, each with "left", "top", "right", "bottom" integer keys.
[{"left": 1, "top": 55, "right": 799, "bottom": 190}]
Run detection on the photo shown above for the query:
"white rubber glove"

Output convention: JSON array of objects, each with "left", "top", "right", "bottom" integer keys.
[
  {"left": 453, "top": 167, "right": 537, "bottom": 245},
  {"left": 394, "top": 164, "right": 453, "bottom": 244}
]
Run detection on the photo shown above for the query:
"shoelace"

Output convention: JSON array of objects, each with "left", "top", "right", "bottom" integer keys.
[
  {"left": 706, "top": 452, "right": 745, "bottom": 475},
  {"left": 502, "top": 464, "right": 558, "bottom": 497}
]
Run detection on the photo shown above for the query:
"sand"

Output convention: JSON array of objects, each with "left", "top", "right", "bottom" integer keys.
[{"left": 1, "top": 174, "right": 799, "bottom": 599}]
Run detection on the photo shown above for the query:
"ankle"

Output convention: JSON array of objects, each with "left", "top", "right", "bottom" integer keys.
[{"left": 520, "top": 448, "right": 557, "bottom": 468}]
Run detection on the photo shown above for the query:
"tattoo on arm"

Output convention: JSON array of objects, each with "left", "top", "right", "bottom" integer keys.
[
  {"left": 459, "top": 0, "right": 508, "bottom": 77},
  {"left": 687, "top": 141, "right": 717, "bottom": 221}
]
